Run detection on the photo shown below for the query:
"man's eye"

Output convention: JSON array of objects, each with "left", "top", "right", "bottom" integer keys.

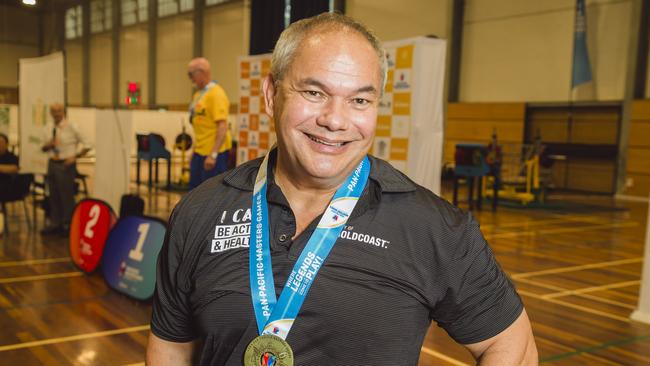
[
  {"left": 301, "top": 90, "right": 323, "bottom": 100},
  {"left": 352, "top": 98, "right": 371, "bottom": 107}
]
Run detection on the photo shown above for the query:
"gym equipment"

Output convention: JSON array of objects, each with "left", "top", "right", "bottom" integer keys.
[
  {"left": 173, "top": 122, "right": 193, "bottom": 187},
  {"left": 482, "top": 143, "right": 544, "bottom": 206}
]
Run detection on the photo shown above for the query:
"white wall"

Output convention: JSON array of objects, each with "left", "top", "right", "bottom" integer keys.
[
  {"left": 0, "top": 44, "right": 39, "bottom": 87},
  {"left": 0, "top": 5, "right": 40, "bottom": 87},
  {"left": 65, "top": 40, "right": 83, "bottom": 106},
  {"left": 203, "top": 1, "right": 246, "bottom": 102},
  {"left": 53, "top": 0, "right": 646, "bottom": 105},
  {"left": 156, "top": 15, "right": 193, "bottom": 105},
  {"left": 120, "top": 24, "right": 149, "bottom": 105},
  {"left": 460, "top": 0, "right": 633, "bottom": 102},
  {"left": 90, "top": 33, "right": 113, "bottom": 106},
  {"left": 347, "top": 0, "right": 451, "bottom": 41}
]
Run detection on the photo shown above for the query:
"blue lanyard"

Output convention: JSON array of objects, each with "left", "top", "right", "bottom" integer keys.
[
  {"left": 189, "top": 80, "right": 216, "bottom": 121},
  {"left": 249, "top": 152, "right": 370, "bottom": 339}
]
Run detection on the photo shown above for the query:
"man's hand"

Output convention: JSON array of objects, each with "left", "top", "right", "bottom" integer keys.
[
  {"left": 41, "top": 139, "right": 56, "bottom": 152},
  {"left": 204, "top": 155, "right": 216, "bottom": 171},
  {"left": 464, "top": 310, "right": 538, "bottom": 365},
  {"left": 64, "top": 156, "right": 76, "bottom": 166}
]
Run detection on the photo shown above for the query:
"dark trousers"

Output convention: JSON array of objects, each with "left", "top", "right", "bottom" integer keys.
[
  {"left": 189, "top": 151, "right": 229, "bottom": 189},
  {"left": 47, "top": 159, "right": 76, "bottom": 228}
]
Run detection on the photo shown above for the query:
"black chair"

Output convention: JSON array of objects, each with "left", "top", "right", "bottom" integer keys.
[
  {"left": 136, "top": 133, "right": 172, "bottom": 188},
  {"left": 1, "top": 173, "right": 34, "bottom": 234}
]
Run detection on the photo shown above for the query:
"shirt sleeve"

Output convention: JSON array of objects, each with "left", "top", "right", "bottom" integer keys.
[
  {"left": 209, "top": 86, "right": 229, "bottom": 122},
  {"left": 431, "top": 214, "right": 523, "bottom": 344},
  {"left": 150, "top": 205, "right": 197, "bottom": 342},
  {"left": 71, "top": 123, "right": 92, "bottom": 151}
]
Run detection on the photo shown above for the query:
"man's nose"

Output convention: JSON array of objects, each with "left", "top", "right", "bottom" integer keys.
[{"left": 316, "top": 98, "right": 348, "bottom": 131}]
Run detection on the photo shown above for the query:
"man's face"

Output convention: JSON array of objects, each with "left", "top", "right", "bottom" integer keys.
[
  {"left": 263, "top": 29, "right": 381, "bottom": 185},
  {"left": 188, "top": 67, "right": 208, "bottom": 89},
  {"left": 50, "top": 106, "right": 64, "bottom": 123},
  {"left": 0, "top": 138, "right": 7, "bottom": 154}
]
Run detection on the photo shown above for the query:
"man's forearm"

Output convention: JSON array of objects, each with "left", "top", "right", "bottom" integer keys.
[
  {"left": 0, "top": 164, "right": 18, "bottom": 174},
  {"left": 210, "top": 120, "right": 228, "bottom": 155},
  {"left": 146, "top": 332, "right": 197, "bottom": 365},
  {"left": 77, "top": 147, "right": 91, "bottom": 158},
  {"left": 476, "top": 334, "right": 538, "bottom": 365},
  {"left": 466, "top": 310, "right": 538, "bottom": 366}
]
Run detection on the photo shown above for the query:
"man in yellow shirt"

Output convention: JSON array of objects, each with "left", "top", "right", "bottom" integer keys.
[{"left": 187, "top": 57, "right": 232, "bottom": 188}]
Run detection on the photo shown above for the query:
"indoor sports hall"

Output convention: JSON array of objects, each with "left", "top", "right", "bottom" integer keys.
[{"left": 1, "top": 0, "right": 650, "bottom": 365}]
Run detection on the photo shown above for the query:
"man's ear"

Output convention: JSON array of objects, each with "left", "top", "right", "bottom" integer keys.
[{"left": 262, "top": 75, "right": 277, "bottom": 118}]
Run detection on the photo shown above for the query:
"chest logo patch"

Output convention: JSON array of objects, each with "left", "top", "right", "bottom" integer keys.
[{"left": 211, "top": 223, "right": 250, "bottom": 253}]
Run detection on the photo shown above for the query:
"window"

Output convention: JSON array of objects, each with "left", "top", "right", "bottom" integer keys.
[
  {"left": 158, "top": 0, "right": 194, "bottom": 17},
  {"left": 122, "top": 0, "right": 148, "bottom": 26},
  {"left": 91, "top": 0, "right": 113, "bottom": 33},
  {"left": 65, "top": 5, "right": 83, "bottom": 40}
]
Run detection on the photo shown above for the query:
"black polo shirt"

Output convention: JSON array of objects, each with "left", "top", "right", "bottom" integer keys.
[
  {"left": 0, "top": 151, "right": 19, "bottom": 187},
  {"left": 151, "top": 152, "right": 523, "bottom": 366}
]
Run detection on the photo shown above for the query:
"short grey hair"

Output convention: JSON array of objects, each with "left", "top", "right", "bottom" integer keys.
[{"left": 271, "top": 12, "right": 387, "bottom": 92}]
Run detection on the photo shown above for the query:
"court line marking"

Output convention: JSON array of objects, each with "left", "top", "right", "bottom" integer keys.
[
  {"left": 567, "top": 293, "right": 637, "bottom": 310},
  {"left": 515, "top": 278, "right": 638, "bottom": 310},
  {"left": 0, "top": 293, "right": 111, "bottom": 311},
  {"left": 518, "top": 289, "right": 631, "bottom": 323},
  {"left": 486, "top": 221, "right": 638, "bottom": 240},
  {"left": 420, "top": 347, "right": 470, "bottom": 366},
  {"left": 544, "top": 280, "right": 641, "bottom": 299},
  {"left": 511, "top": 257, "right": 643, "bottom": 279},
  {"left": 539, "top": 333, "right": 650, "bottom": 363},
  {"left": 123, "top": 363, "right": 144, "bottom": 366},
  {"left": 0, "top": 258, "right": 70, "bottom": 268},
  {"left": 0, "top": 325, "right": 150, "bottom": 352},
  {"left": 0, "top": 272, "right": 83, "bottom": 284},
  {"left": 479, "top": 215, "right": 605, "bottom": 230}
]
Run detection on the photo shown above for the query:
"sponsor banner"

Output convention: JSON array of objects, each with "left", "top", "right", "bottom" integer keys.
[
  {"left": 102, "top": 216, "right": 166, "bottom": 301},
  {"left": 19, "top": 52, "right": 65, "bottom": 174},
  {"left": 69, "top": 199, "right": 118, "bottom": 273}
]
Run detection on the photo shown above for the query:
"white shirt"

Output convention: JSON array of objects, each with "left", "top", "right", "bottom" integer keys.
[{"left": 43, "top": 119, "right": 92, "bottom": 159}]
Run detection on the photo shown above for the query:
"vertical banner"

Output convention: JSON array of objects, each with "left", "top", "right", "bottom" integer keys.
[
  {"left": 236, "top": 55, "right": 275, "bottom": 165},
  {"left": 95, "top": 110, "right": 132, "bottom": 211},
  {"left": 571, "top": 0, "right": 592, "bottom": 88},
  {"left": 19, "top": 52, "right": 65, "bottom": 174},
  {"left": 236, "top": 37, "right": 446, "bottom": 194}
]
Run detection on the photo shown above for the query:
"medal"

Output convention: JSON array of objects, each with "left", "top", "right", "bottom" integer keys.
[
  {"left": 247, "top": 149, "right": 370, "bottom": 363},
  {"left": 244, "top": 334, "right": 294, "bottom": 366}
]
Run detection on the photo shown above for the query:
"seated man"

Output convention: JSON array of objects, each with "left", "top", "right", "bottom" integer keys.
[{"left": 0, "top": 133, "right": 19, "bottom": 193}]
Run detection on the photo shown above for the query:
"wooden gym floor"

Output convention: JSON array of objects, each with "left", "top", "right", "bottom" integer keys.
[{"left": 0, "top": 172, "right": 649, "bottom": 365}]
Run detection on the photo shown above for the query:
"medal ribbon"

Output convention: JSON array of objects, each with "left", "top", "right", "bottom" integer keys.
[
  {"left": 188, "top": 80, "right": 216, "bottom": 123},
  {"left": 249, "top": 151, "right": 370, "bottom": 339}
]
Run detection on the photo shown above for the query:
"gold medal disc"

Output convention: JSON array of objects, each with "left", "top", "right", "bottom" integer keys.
[{"left": 244, "top": 334, "right": 294, "bottom": 366}]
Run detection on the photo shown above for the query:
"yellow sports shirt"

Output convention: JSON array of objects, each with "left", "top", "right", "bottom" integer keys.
[{"left": 191, "top": 83, "right": 232, "bottom": 156}]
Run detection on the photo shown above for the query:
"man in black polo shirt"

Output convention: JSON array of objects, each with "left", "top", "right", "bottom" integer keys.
[{"left": 148, "top": 13, "right": 537, "bottom": 366}]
